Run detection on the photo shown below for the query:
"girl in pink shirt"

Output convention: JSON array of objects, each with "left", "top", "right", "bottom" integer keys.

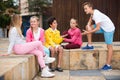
[
  {"left": 63, "top": 18, "right": 82, "bottom": 49},
  {"left": 26, "top": 16, "right": 50, "bottom": 57}
]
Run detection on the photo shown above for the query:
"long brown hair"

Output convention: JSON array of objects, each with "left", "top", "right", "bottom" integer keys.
[{"left": 10, "top": 14, "right": 22, "bottom": 37}]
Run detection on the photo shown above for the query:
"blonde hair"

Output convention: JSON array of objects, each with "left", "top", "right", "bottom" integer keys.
[
  {"left": 10, "top": 14, "right": 22, "bottom": 37},
  {"left": 30, "top": 16, "right": 39, "bottom": 22},
  {"left": 30, "top": 16, "right": 40, "bottom": 33}
]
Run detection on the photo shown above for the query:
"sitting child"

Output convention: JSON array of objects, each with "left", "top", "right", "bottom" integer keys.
[
  {"left": 62, "top": 18, "right": 82, "bottom": 49},
  {"left": 44, "top": 17, "right": 63, "bottom": 72}
]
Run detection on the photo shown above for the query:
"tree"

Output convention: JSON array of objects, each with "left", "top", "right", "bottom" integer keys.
[
  {"left": 28, "top": 0, "right": 52, "bottom": 15},
  {"left": 0, "top": 14, "right": 11, "bottom": 28},
  {"left": 0, "top": 0, "right": 19, "bottom": 37}
]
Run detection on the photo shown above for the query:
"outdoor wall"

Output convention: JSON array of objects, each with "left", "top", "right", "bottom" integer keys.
[{"left": 52, "top": 0, "right": 120, "bottom": 41}]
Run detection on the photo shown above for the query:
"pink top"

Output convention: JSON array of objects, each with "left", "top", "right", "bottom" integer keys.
[
  {"left": 26, "top": 28, "right": 45, "bottom": 43},
  {"left": 64, "top": 27, "right": 82, "bottom": 46}
]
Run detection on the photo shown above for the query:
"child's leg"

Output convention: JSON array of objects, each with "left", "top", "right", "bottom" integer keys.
[
  {"left": 13, "top": 41, "right": 46, "bottom": 68},
  {"left": 86, "top": 24, "right": 104, "bottom": 45},
  {"left": 30, "top": 50, "right": 55, "bottom": 77},
  {"left": 106, "top": 44, "right": 113, "bottom": 65},
  {"left": 56, "top": 46, "right": 63, "bottom": 68},
  {"left": 13, "top": 41, "right": 45, "bottom": 55},
  {"left": 86, "top": 25, "right": 94, "bottom": 45},
  {"left": 49, "top": 47, "right": 55, "bottom": 68},
  {"left": 49, "top": 47, "right": 55, "bottom": 57},
  {"left": 30, "top": 50, "right": 46, "bottom": 68},
  {"left": 104, "top": 31, "right": 114, "bottom": 65}
]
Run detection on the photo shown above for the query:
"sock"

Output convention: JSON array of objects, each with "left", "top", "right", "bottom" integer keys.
[
  {"left": 107, "top": 64, "right": 111, "bottom": 67},
  {"left": 88, "top": 44, "right": 92, "bottom": 47}
]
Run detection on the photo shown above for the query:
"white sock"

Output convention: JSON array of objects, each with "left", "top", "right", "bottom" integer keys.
[
  {"left": 107, "top": 64, "right": 111, "bottom": 67},
  {"left": 88, "top": 44, "right": 92, "bottom": 47}
]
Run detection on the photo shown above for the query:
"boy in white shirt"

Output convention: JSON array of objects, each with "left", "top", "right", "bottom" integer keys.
[{"left": 82, "top": 2, "right": 115, "bottom": 70}]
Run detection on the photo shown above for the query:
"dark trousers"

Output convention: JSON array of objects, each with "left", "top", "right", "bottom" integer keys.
[{"left": 63, "top": 43, "right": 81, "bottom": 49}]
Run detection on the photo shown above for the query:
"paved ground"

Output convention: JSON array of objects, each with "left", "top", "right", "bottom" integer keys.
[{"left": 34, "top": 70, "right": 120, "bottom": 80}]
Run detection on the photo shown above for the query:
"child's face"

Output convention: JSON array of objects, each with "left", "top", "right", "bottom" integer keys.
[
  {"left": 50, "top": 20, "right": 58, "bottom": 28},
  {"left": 84, "top": 5, "right": 92, "bottom": 14},
  {"left": 70, "top": 19, "right": 77, "bottom": 28},
  {"left": 30, "top": 18, "right": 39, "bottom": 28}
]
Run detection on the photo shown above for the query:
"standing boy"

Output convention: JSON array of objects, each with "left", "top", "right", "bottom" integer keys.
[{"left": 82, "top": 2, "right": 115, "bottom": 70}]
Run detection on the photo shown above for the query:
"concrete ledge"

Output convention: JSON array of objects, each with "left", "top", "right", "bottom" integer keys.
[
  {"left": 61, "top": 49, "right": 70, "bottom": 69},
  {"left": 61, "top": 42, "right": 120, "bottom": 70},
  {"left": 0, "top": 38, "right": 120, "bottom": 79},
  {"left": 0, "top": 55, "right": 39, "bottom": 80},
  {"left": 70, "top": 49, "right": 99, "bottom": 70}
]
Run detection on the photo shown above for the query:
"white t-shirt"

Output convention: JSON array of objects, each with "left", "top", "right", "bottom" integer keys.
[
  {"left": 33, "top": 28, "right": 40, "bottom": 41},
  {"left": 92, "top": 9, "right": 115, "bottom": 32}
]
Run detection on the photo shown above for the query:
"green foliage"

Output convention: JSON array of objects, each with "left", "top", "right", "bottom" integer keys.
[
  {"left": 0, "top": 0, "right": 19, "bottom": 28},
  {"left": 28, "top": 0, "right": 52, "bottom": 15},
  {"left": 0, "top": 0, "right": 17, "bottom": 13},
  {"left": 0, "top": 14, "right": 11, "bottom": 28}
]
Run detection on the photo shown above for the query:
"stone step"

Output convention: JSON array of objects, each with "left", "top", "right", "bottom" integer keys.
[
  {"left": 59, "top": 42, "right": 120, "bottom": 70},
  {"left": 0, "top": 57, "right": 28, "bottom": 80},
  {"left": 0, "top": 38, "right": 120, "bottom": 80},
  {"left": 0, "top": 38, "right": 120, "bottom": 70},
  {"left": 0, "top": 55, "right": 39, "bottom": 80}
]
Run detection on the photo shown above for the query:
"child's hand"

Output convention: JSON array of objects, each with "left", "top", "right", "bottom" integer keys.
[
  {"left": 82, "top": 30, "right": 89, "bottom": 35},
  {"left": 61, "top": 34, "right": 68, "bottom": 38}
]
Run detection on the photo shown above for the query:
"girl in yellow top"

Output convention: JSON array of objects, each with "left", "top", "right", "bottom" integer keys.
[{"left": 45, "top": 17, "right": 63, "bottom": 72}]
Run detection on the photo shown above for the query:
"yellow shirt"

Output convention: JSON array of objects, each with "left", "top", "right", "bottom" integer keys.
[{"left": 44, "top": 28, "right": 63, "bottom": 48}]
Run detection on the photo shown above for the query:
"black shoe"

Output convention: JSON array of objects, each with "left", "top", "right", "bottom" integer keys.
[
  {"left": 61, "top": 45, "right": 64, "bottom": 48},
  {"left": 50, "top": 68, "right": 55, "bottom": 72},
  {"left": 56, "top": 67, "right": 63, "bottom": 72}
]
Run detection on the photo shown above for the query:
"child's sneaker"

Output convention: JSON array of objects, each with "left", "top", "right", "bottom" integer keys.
[
  {"left": 41, "top": 67, "right": 55, "bottom": 78},
  {"left": 46, "top": 65, "right": 51, "bottom": 71},
  {"left": 82, "top": 44, "right": 94, "bottom": 50},
  {"left": 44, "top": 55, "right": 55, "bottom": 64},
  {"left": 101, "top": 64, "right": 112, "bottom": 70}
]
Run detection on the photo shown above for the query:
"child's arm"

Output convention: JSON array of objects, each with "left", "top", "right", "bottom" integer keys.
[
  {"left": 64, "top": 29, "right": 80, "bottom": 43},
  {"left": 82, "top": 23, "right": 101, "bottom": 35},
  {"left": 61, "top": 30, "right": 68, "bottom": 38},
  {"left": 61, "top": 34, "right": 68, "bottom": 38},
  {"left": 87, "top": 16, "right": 92, "bottom": 26}
]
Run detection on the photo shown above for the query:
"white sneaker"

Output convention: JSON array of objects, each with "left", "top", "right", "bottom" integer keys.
[
  {"left": 46, "top": 65, "right": 51, "bottom": 71},
  {"left": 41, "top": 67, "right": 55, "bottom": 78},
  {"left": 44, "top": 55, "right": 55, "bottom": 64}
]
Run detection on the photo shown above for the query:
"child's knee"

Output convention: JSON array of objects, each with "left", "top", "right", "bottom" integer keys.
[
  {"left": 107, "top": 44, "right": 112, "bottom": 49},
  {"left": 86, "top": 25, "right": 92, "bottom": 31},
  {"left": 50, "top": 47, "right": 55, "bottom": 53}
]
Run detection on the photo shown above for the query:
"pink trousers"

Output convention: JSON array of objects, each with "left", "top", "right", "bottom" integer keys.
[{"left": 13, "top": 41, "right": 45, "bottom": 68}]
